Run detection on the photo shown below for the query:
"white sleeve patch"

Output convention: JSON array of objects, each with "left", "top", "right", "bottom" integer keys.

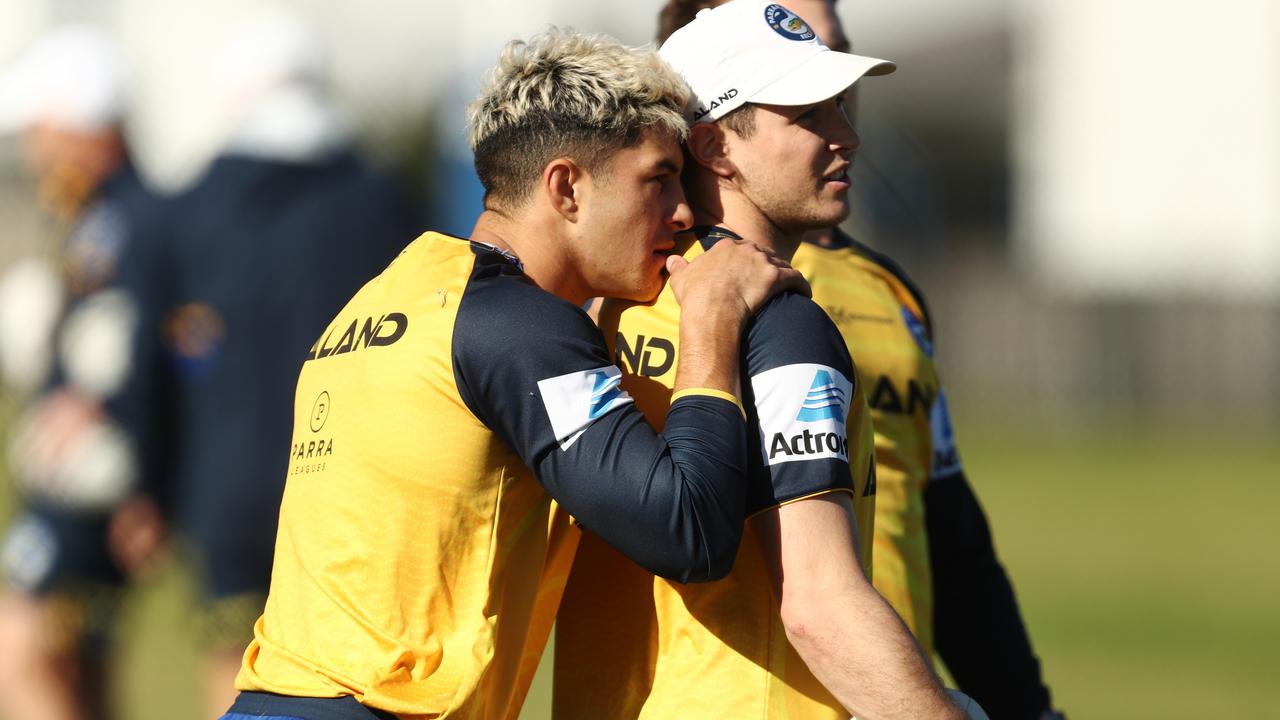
[
  {"left": 537, "top": 365, "right": 633, "bottom": 451},
  {"left": 751, "top": 363, "right": 854, "bottom": 466},
  {"left": 929, "top": 389, "right": 964, "bottom": 480}
]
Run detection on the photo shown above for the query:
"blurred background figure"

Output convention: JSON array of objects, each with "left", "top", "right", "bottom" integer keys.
[
  {"left": 0, "top": 24, "right": 169, "bottom": 720},
  {"left": 152, "top": 7, "right": 414, "bottom": 715}
]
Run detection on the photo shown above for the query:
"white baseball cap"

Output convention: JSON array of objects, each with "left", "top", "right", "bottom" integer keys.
[
  {"left": 0, "top": 25, "right": 127, "bottom": 134},
  {"left": 659, "top": 0, "right": 895, "bottom": 124}
]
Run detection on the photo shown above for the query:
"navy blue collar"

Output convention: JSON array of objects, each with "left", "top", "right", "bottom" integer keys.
[{"left": 692, "top": 225, "right": 742, "bottom": 251}]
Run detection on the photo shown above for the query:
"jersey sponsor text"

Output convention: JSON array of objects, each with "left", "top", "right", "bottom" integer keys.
[
  {"left": 752, "top": 363, "right": 854, "bottom": 466},
  {"left": 305, "top": 312, "right": 408, "bottom": 361}
]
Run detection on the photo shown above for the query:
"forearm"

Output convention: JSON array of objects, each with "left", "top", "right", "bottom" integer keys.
[
  {"left": 672, "top": 304, "right": 745, "bottom": 399},
  {"left": 784, "top": 585, "right": 962, "bottom": 720},
  {"left": 759, "top": 496, "right": 962, "bottom": 719},
  {"left": 537, "top": 394, "right": 747, "bottom": 583}
]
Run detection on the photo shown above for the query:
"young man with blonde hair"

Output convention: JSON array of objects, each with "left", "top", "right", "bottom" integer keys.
[
  {"left": 219, "top": 28, "right": 803, "bottom": 720},
  {"left": 555, "top": 2, "right": 965, "bottom": 718}
]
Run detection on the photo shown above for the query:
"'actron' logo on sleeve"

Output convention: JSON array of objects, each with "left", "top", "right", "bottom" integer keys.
[
  {"left": 751, "top": 363, "right": 853, "bottom": 466},
  {"left": 538, "top": 365, "right": 634, "bottom": 451},
  {"left": 796, "top": 370, "right": 846, "bottom": 422}
]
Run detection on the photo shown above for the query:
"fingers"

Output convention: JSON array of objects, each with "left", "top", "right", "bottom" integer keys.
[
  {"left": 774, "top": 265, "right": 811, "bottom": 298},
  {"left": 667, "top": 236, "right": 808, "bottom": 320}
]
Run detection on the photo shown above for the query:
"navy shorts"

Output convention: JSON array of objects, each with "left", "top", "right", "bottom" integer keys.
[{"left": 223, "top": 692, "right": 398, "bottom": 720}]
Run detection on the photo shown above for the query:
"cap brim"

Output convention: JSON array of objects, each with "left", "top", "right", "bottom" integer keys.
[{"left": 750, "top": 49, "right": 895, "bottom": 108}]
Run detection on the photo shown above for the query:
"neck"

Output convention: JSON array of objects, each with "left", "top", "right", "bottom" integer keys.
[
  {"left": 691, "top": 192, "right": 798, "bottom": 262},
  {"left": 689, "top": 177, "right": 803, "bottom": 262},
  {"left": 469, "top": 208, "right": 590, "bottom": 306}
]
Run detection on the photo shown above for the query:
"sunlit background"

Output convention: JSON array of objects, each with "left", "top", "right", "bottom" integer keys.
[{"left": 0, "top": 1, "right": 1276, "bottom": 718}]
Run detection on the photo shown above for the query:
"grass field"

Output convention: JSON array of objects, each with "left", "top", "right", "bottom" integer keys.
[{"left": 2, "top": 416, "right": 1277, "bottom": 719}]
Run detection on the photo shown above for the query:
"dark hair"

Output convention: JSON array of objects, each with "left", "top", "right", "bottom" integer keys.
[
  {"left": 718, "top": 104, "right": 757, "bottom": 139},
  {"left": 657, "top": 0, "right": 721, "bottom": 43},
  {"left": 473, "top": 121, "right": 644, "bottom": 206}
]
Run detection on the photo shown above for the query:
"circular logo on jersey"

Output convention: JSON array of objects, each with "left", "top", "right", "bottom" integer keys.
[
  {"left": 764, "top": 4, "right": 815, "bottom": 41},
  {"left": 310, "top": 391, "right": 331, "bottom": 433}
]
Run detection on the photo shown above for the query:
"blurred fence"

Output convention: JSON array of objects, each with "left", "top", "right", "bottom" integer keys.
[{"left": 907, "top": 248, "right": 1280, "bottom": 428}]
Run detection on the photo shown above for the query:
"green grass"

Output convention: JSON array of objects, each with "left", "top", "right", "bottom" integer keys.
[
  {"left": 956, "top": 420, "right": 1280, "bottom": 719},
  {"left": 1, "top": 416, "right": 1276, "bottom": 719}
]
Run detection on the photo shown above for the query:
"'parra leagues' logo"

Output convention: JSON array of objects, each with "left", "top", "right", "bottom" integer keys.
[
  {"left": 306, "top": 312, "right": 408, "bottom": 361},
  {"left": 309, "top": 391, "right": 330, "bottom": 432},
  {"left": 693, "top": 88, "right": 739, "bottom": 122},
  {"left": 292, "top": 437, "right": 333, "bottom": 460}
]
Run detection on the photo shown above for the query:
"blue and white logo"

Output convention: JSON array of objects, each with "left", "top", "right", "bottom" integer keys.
[
  {"left": 796, "top": 369, "right": 846, "bottom": 422},
  {"left": 764, "top": 4, "right": 816, "bottom": 42},
  {"left": 901, "top": 306, "right": 934, "bottom": 358},
  {"left": 588, "top": 370, "right": 626, "bottom": 419},
  {"left": 928, "top": 389, "right": 964, "bottom": 481},
  {"left": 751, "top": 363, "right": 854, "bottom": 466},
  {"left": 538, "top": 365, "right": 634, "bottom": 450}
]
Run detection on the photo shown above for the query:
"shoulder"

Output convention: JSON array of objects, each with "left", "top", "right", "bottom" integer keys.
[
  {"left": 455, "top": 245, "right": 601, "bottom": 362},
  {"left": 837, "top": 232, "right": 934, "bottom": 336},
  {"left": 746, "top": 291, "right": 851, "bottom": 371},
  {"left": 450, "top": 244, "right": 616, "bottom": 440}
]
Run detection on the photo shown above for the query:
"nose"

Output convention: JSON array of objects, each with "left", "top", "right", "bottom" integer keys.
[
  {"left": 829, "top": 103, "right": 860, "bottom": 156},
  {"left": 668, "top": 194, "right": 693, "bottom": 232},
  {"left": 832, "top": 120, "right": 860, "bottom": 157}
]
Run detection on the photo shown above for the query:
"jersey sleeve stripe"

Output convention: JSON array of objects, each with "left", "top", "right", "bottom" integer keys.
[
  {"left": 746, "top": 486, "right": 857, "bottom": 519},
  {"left": 671, "top": 387, "right": 746, "bottom": 419}
]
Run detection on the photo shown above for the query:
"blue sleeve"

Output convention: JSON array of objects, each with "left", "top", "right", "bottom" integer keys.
[
  {"left": 740, "top": 291, "right": 859, "bottom": 514},
  {"left": 452, "top": 269, "right": 747, "bottom": 583}
]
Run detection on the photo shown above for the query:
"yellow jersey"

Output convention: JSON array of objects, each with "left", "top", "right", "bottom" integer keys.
[
  {"left": 791, "top": 236, "right": 963, "bottom": 658},
  {"left": 554, "top": 228, "right": 877, "bottom": 720},
  {"left": 235, "top": 232, "right": 754, "bottom": 719}
]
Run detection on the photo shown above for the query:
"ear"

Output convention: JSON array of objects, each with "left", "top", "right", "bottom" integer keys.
[
  {"left": 687, "top": 123, "right": 736, "bottom": 180},
  {"left": 542, "top": 157, "right": 582, "bottom": 221}
]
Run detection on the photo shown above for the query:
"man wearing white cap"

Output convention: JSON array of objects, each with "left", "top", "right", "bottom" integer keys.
[
  {"left": 0, "top": 24, "right": 169, "bottom": 720},
  {"left": 554, "top": 1, "right": 964, "bottom": 718},
  {"left": 643, "top": 3, "right": 1067, "bottom": 719}
]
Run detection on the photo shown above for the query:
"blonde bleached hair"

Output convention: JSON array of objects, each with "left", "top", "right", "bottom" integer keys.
[{"left": 468, "top": 28, "right": 690, "bottom": 206}]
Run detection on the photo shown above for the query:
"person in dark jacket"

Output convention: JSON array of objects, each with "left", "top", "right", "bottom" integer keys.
[
  {"left": 0, "top": 25, "right": 171, "bottom": 720},
  {"left": 151, "top": 9, "right": 415, "bottom": 716}
]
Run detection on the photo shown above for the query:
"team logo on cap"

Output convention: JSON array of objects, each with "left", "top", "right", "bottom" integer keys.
[{"left": 764, "top": 4, "right": 815, "bottom": 41}]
